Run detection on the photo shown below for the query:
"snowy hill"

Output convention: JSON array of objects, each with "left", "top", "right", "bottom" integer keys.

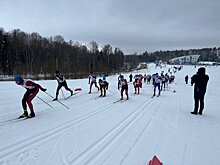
[{"left": 0, "top": 64, "right": 220, "bottom": 165}]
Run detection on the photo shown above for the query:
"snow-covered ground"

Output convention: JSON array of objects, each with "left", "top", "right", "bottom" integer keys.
[{"left": 0, "top": 64, "right": 220, "bottom": 165}]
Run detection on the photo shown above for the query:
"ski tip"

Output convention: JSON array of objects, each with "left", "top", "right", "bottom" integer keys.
[{"left": 74, "top": 88, "right": 82, "bottom": 91}]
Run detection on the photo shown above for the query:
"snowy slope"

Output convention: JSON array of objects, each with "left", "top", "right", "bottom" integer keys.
[{"left": 0, "top": 64, "right": 220, "bottom": 165}]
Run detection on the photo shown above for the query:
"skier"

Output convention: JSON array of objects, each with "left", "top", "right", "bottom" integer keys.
[
  {"left": 191, "top": 67, "right": 209, "bottom": 115},
  {"left": 152, "top": 73, "right": 161, "bottom": 96},
  {"left": 88, "top": 71, "right": 99, "bottom": 94},
  {"left": 118, "top": 75, "right": 129, "bottom": 100},
  {"left": 14, "top": 76, "right": 47, "bottom": 118},
  {"left": 146, "top": 74, "right": 151, "bottom": 84},
  {"left": 165, "top": 73, "right": 169, "bottom": 88},
  {"left": 143, "top": 74, "right": 147, "bottom": 83},
  {"left": 129, "top": 74, "right": 133, "bottom": 82},
  {"left": 102, "top": 73, "right": 107, "bottom": 81},
  {"left": 53, "top": 70, "right": 73, "bottom": 101},
  {"left": 160, "top": 74, "right": 166, "bottom": 91},
  {"left": 98, "top": 79, "right": 109, "bottom": 97},
  {"left": 133, "top": 74, "right": 142, "bottom": 94},
  {"left": 185, "top": 75, "right": 189, "bottom": 84}
]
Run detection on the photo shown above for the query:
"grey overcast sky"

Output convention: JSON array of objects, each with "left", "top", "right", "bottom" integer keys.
[{"left": 0, "top": 0, "right": 220, "bottom": 54}]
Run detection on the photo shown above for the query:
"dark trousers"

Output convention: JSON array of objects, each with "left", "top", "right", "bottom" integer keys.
[
  {"left": 90, "top": 81, "right": 99, "bottom": 92},
  {"left": 194, "top": 94, "right": 205, "bottom": 113},
  {"left": 121, "top": 84, "right": 128, "bottom": 99},
  {"left": 56, "top": 81, "right": 72, "bottom": 98},
  {"left": 161, "top": 81, "right": 166, "bottom": 90},
  {"left": 154, "top": 83, "right": 160, "bottom": 95}
]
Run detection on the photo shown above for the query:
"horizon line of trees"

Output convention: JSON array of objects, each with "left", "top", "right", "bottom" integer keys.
[
  {"left": 0, "top": 28, "right": 124, "bottom": 78},
  {"left": 1, "top": 27, "right": 219, "bottom": 79}
]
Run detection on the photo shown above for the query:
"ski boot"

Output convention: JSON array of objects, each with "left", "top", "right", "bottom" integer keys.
[
  {"left": 53, "top": 98, "right": 58, "bottom": 101},
  {"left": 71, "top": 90, "right": 73, "bottom": 96},
  {"left": 19, "top": 111, "right": 28, "bottom": 118},
  {"left": 27, "top": 112, "right": 35, "bottom": 118}
]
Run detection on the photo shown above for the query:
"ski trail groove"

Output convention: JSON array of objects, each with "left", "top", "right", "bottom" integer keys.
[
  {"left": 69, "top": 98, "right": 157, "bottom": 165},
  {"left": 0, "top": 102, "right": 117, "bottom": 161}
]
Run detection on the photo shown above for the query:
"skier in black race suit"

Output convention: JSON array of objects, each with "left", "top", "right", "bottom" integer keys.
[
  {"left": 118, "top": 75, "right": 129, "bottom": 100},
  {"left": 53, "top": 70, "right": 73, "bottom": 101}
]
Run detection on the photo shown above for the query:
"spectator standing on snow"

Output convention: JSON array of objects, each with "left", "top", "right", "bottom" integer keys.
[
  {"left": 14, "top": 76, "right": 47, "bottom": 118},
  {"left": 185, "top": 75, "right": 189, "bottom": 84},
  {"left": 191, "top": 67, "right": 209, "bottom": 115},
  {"left": 53, "top": 70, "right": 73, "bottom": 101}
]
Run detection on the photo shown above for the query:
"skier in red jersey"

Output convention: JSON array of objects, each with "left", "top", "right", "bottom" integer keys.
[{"left": 14, "top": 76, "right": 47, "bottom": 118}]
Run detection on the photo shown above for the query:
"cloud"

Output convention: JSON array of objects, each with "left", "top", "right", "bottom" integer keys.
[{"left": 0, "top": 0, "right": 220, "bottom": 54}]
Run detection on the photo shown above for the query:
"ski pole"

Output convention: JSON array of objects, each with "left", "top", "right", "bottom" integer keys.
[
  {"left": 44, "top": 91, "right": 69, "bottom": 109},
  {"left": 36, "top": 96, "right": 53, "bottom": 108},
  {"left": 61, "top": 88, "right": 66, "bottom": 99}
]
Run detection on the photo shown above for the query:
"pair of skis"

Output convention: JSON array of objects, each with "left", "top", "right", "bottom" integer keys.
[
  {"left": 113, "top": 99, "right": 129, "bottom": 104},
  {"left": 0, "top": 116, "right": 31, "bottom": 126},
  {"left": 64, "top": 91, "right": 80, "bottom": 100},
  {"left": 151, "top": 94, "right": 160, "bottom": 98}
]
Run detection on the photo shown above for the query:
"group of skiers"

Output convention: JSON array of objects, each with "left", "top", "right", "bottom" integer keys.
[
  {"left": 14, "top": 65, "right": 209, "bottom": 119},
  {"left": 14, "top": 70, "right": 176, "bottom": 118},
  {"left": 14, "top": 70, "right": 73, "bottom": 118}
]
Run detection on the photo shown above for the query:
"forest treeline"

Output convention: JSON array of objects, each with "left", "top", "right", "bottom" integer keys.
[
  {"left": 0, "top": 28, "right": 124, "bottom": 78},
  {"left": 0, "top": 27, "right": 219, "bottom": 79}
]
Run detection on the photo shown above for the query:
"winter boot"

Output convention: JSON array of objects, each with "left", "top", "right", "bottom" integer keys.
[
  {"left": 19, "top": 111, "right": 28, "bottom": 118},
  {"left": 198, "top": 110, "right": 203, "bottom": 115},
  {"left": 191, "top": 111, "right": 198, "bottom": 115},
  {"left": 27, "top": 112, "right": 35, "bottom": 118}
]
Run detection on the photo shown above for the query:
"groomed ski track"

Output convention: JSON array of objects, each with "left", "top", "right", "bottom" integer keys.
[{"left": 0, "top": 64, "right": 220, "bottom": 165}]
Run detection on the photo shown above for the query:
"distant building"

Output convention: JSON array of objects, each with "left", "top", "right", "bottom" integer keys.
[
  {"left": 169, "top": 55, "right": 200, "bottom": 65},
  {"left": 198, "top": 61, "right": 220, "bottom": 65},
  {"left": 137, "top": 62, "right": 147, "bottom": 69}
]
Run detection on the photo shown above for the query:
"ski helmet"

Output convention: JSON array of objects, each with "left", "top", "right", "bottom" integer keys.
[{"left": 14, "top": 76, "right": 22, "bottom": 83}]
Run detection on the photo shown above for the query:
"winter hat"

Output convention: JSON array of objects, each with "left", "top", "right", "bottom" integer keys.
[
  {"left": 14, "top": 76, "right": 22, "bottom": 82},
  {"left": 198, "top": 67, "right": 206, "bottom": 75}
]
